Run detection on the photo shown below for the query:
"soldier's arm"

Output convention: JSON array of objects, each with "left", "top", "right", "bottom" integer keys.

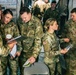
[
  {"left": 61, "top": 21, "right": 69, "bottom": 38},
  {"left": 43, "top": 36, "right": 61, "bottom": 57},
  {"left": 13, "top": 23, "right": 22, "bottom": 52},
  {"left": 59, "top": 38, "right": 65, "bottom": 43},
  {"left": 42, "top": 36, "right": 52, "bottom": 58},
  {"left": 0, "top": 45, "right": 10, "bottom": 56},
  {"left": 0, "top": 41, "right": 17, "bottom": 57},
  {"left": 59, "top": 38, "right": 70, "bottom": 43},
  {"left": 0, "top": 34, "right": 11, "bottom": 56},
  {"left": 32, "top": 19, "right": 43, "bottom": 58}
]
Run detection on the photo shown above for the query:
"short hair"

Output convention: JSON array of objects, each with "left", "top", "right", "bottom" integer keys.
[
  {"left": 3, "top": 9, "right": 13, "bottom": 16},
  {"left": 51, "top": 1, "right": 56, "bottom": 3},
  {"left": 71, "top": 8, "right": 76, "bottom": 13},
  {"left": 44, "top": 18, "right": 57, "bottom": 31},
  {"left": 20, "top": 7, "right": 30, "bottom": 15}
]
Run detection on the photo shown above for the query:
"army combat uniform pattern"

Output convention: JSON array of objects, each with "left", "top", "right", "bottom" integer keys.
[
  {"left": 42, "top": 31, "right": 63, "bottom": 75},
  {"left": 43, "top": 8, "right": 60, "bottom": 24},
  {"left": 45, "top": 2, "right": 51, "bottom": 10},
  {"left": 62, "top": 19, "right": 76, "bottom": 75},
  {"left": 17, "top": 15, "right": 43, "bottom": 75},
  {"left": 32, "top": 0, "right": 46, "bottom": 20},
  {"left": 0, "top": 20, "right": 21, "bottom": 75},
  {"left": 0, "top": 31, "right": 10, "bottom": 75}
]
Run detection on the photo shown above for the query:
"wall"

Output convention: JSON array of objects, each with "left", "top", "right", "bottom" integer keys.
[
  {"left": 69, "top": 0, "right": 76, "bottom": 18},
  {"left": 0, "top": 0, "right": 21, "bottom": 21}
]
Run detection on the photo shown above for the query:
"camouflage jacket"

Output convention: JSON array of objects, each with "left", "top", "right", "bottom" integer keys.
[
  {"left": 42, "top": 32, "right": 61, "bottom": 64},
  {"left": 32, "top": 0, "right": 46, "bottom": 20},
  {"left": 0, "top": 31, "right": 10, "bottom": 57},
  {"left": 45, "top": 3, "right": 51, "bottom": 10},
  {"left": 17, "top": 15, "right": 43, "bottom": 58},
  {"left": 62, "top": 19, "right": 76, "bottom": 57},
  {"left": 0, "top": 20, "right": 22, "bottom": 52},
  {"left": 32, "top": 0, "right": 46, "bottom": 13},
  {"left": 43, "top": 7, "right": 60, "bottom": 24}
]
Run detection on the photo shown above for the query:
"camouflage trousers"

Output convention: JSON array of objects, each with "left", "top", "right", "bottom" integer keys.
[
  {"left": 65, "top": 55, "right": 76, "bottom": 75},
  {"left": 0, "top": 56, "right": 7, "bottom": 75},
  {"left": 7, "top": 56, "right": 19, "bottom": 75},
  {"left": 19, "top": 52, "right": 31, "bottom": 75},
  {"left": 45, "top": 62, "right": 61, "bottom": 75}
]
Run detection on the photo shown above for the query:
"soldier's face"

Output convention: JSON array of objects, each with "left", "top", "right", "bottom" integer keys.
[
  {"left": 2, "top": 13, "right": 13, "bottom": 24},
  {"left": 45, "top": 0, "right": 48, "bottom": 3},
  {"left": 51, "top": 3, "right": 56, "bottom": 9},
  {"left": 71, "top": 12, "right": 76, "bottom": 21},
  {"left": 20, "top": 12, "right": 31, "bottom": 23},
  {"left": 49, "top": 21, "right": 58, "bottom": 31}
]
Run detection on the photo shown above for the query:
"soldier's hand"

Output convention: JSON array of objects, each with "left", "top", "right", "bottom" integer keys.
[
  {"left": 63, "top": 38, "right": 70, "bottom": 42},
  {"left": 15, "top": 52, "right": 21, "bottom": 57},
  {"left": 8, "top": 41, "right": 17, "bottom": 50},
  {"left": 60, "top": 48, "right": 68, "bottom": 54},
  {"left": 28, "top": 56, "right": 36, "bottom": 64}
]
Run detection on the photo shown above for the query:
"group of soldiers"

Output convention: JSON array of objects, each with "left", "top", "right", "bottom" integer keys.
[
  {"left": 32, "top": 0, "right": 65, "bottom": 36},
  {"left": 0, "top": 3, "right": 43, "bottom": 75},
  {"left": 0, "top": 0, "right": 76, "bottom": 75}
]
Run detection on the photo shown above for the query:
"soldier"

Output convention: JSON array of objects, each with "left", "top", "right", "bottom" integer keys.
[
  {"left": 62, "top": 8, "right": 76, "bottom": 75},
  {"left": 17, "top": 7, "right": 43, "bottom": 75},
  {"left": 42, "top": 18, "right": 69, "bottom": 75},
  {"left": 0, "top": 9, "right": 21, "bottom": 75},
  {"left": 32, "top": 0, "right": 46, "bottom": 20},
  {"left": 43, "top": 1, "right": 60, "bottom": 25},
  {"left": 0, "top": 32, "right": 17, "bottom": 75}
]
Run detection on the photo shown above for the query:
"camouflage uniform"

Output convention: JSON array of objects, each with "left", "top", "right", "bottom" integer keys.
[
  {"left": 32, "top": 0, "right": 46, "bottom": 20},
  {"left": 62, "top": 19, "right": 76, "bottom": 75},
  {"left": 43, "top": 7, "right": 60, "bottom": 24},
  {"left": 0, "top": 31, "right": 10, "bottom": 75},
  {"left": 42, "top": 31, "right": 64, "bottom": 75},
  {"left": 17, "top": 15, "right": 43, "bottom": 75},
  {"left": 45, "top": 3, "right": 51, "bottom": 10},
  {"left": 0, "top": 20, "right": 21, "bottom": 75}
]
